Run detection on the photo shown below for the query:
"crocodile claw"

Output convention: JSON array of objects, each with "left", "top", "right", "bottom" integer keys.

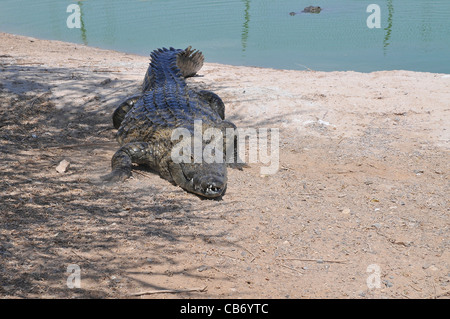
[{"left": 101, "top": 169, "right": 131, "bottom": 183}]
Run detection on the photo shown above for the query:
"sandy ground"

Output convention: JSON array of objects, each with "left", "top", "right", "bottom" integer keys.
[{"left": 0, "top": 32, "right": 449, "bottom": 299}]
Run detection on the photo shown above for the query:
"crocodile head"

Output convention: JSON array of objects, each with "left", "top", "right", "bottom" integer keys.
[
  {"left": 169, "top": 161, "right": 227, "bottom": 198},
  {"left": 303, "top": 6, "right": 321, "bottom": 13}
]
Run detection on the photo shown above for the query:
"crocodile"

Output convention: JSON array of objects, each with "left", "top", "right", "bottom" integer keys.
[
  {"left": 290, "top": 6, "right": 322, "bottom": 15},
  {"left": 303, "top": 6, "right": 321, "bottom": 13},
  {"left": 103, "top": 47, "right": 238, "bottom": 198}
]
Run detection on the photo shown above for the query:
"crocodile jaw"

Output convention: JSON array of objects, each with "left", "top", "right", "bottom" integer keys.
[
  {"left": 191, "top": 174, "right": 227, "bottom": 198},
  {"left": 169, "top": 162, "right": 227, "bottom": 198}
]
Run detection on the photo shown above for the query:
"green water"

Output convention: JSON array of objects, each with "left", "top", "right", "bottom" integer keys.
[{"left": 0, "top": 0, "right": 449, "bottom": 73}]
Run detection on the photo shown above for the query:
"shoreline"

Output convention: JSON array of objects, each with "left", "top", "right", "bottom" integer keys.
[{"left": 2, "top": 32, "right": 449, "bottom": 75}]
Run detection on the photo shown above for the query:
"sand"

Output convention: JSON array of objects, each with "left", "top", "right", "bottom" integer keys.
[{"left": 0, "top": 32, "right": 449, "bottom": 299}]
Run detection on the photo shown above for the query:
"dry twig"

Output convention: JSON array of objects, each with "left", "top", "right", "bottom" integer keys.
[
  {"left": 45, "top": 142, "right": 117, "bottom": 150},
  {"left": 277, "top": 257, "right": 348, "bottom": 264},
  {"left": 129, "top": 286, "right": 208, "bottom": 297}
]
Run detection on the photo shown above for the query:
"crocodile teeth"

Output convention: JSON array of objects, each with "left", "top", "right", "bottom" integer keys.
[{"left": 205, "top": 185, "right": 219, "bottom": 194}]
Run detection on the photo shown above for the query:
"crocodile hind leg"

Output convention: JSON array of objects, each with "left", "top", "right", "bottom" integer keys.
[
  {"left": 112, "top": 94, "right": 142, "bottom": 129},
  {"left": 197, "top": 90, "right": 225, "bottom": 120},
  {"left": 102, "top": 142, "right": 153, "bottom": 182}
]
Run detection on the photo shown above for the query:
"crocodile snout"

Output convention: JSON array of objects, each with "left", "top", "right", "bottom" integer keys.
[{"left": 193, "top": 175, "right": 226, "bottom": 198}]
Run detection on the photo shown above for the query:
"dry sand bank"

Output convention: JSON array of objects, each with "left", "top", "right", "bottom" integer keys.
[{"left": 0, "top": 32, "right": 449, "bottom": 298}]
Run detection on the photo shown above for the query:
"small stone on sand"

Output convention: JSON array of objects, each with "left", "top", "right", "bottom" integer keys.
[{"left": 56, "top": 159, "right": 70, "bottom": 173}]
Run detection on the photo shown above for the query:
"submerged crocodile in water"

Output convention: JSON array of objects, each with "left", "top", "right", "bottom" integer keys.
[
  {"left": 290, "top": 6, "right": 322, "bottom": 15},
  {"left": 103, "top": 47, "right": 239, "bottom": 198}
]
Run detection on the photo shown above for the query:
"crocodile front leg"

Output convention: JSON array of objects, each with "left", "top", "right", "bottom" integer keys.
[
  {"left": 219, "top": 120, "right": 246, "bottom": 169},
  {"left": 103, "top": 142, "right": 153, "bottom": 182}
]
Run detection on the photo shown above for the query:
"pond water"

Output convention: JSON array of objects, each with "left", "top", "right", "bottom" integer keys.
[{"left": 0, "top": 0, "right": 449, "bottom": 73}]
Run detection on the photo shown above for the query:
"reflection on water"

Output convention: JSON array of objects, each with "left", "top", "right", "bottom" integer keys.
[
  {"left": 78, "top": 1, "right": 88, "bottom": 45},
  {"left": 383, "top": 0, "right": 394, "bottom": 54},
  {"left": 0, "top": 0, "right": 449, "bottom": 73},
  {"left": 241, "top": 0, "right": 250, "bottom": 53}
]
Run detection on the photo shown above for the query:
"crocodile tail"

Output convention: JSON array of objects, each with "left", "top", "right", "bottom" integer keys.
[
  {"left": 142, "top": 47, "right": 203, "bottom": 91},
  {"left": 176, "top": 46, "right": 204, "bottom": 78}
]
